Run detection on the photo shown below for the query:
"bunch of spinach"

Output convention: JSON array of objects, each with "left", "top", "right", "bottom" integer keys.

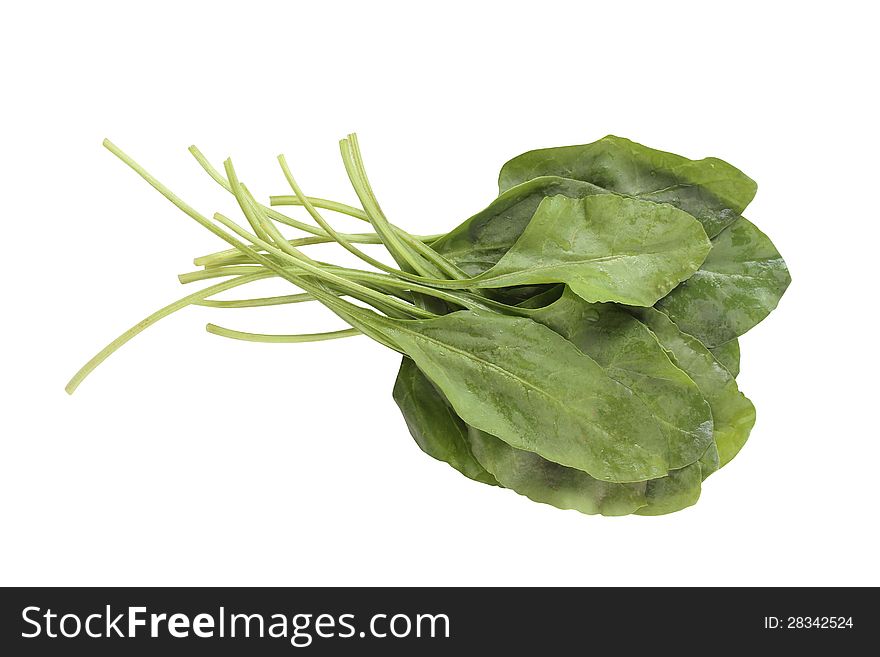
[{"left": 68, "top": 134, "right": 790, "bottom": 516}]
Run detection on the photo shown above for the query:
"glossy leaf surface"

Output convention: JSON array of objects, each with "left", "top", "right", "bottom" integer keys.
[
  {"left": 392, "top": 357, "right": 497, "bottom": 485},
  {"left": 498, "top": 135, "right": 756, "bottom": 238},
  {"left": 470, "top": 194, "right": 711, "bottom": 307},
  {"left": 710, "top": 339, "right": 741, "bottom": 377},
  {"left": 527, "top": 288, "right": 714, "bottom": 468},
  {"left": 467, "top": 427, "right": 647, "bottom": 515},
  {"left": 654, "top": 217, "right": 791, "bottom": 347},
  {"left": 469, "top": 426, "right": 708, "bottom": 516},
  {"left": 630, "top": 308, "right": 756, "bottom": 466},
  {"left": 373, "top": 309, "right": 673, "bottom": 483},
  {"left": 634, "top": 462, "right": 704, "bottom": 516},
  {"left": 432, "top": 176, "right": 605, "bottom": 275}
]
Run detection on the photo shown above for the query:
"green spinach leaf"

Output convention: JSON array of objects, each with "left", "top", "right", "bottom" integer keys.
[
  {"left": 372, "top": 309, "right": 676, "bottom": 483},
  {"left": 629, "top": 308, "right": 756, "bottom": 467},
  {"left": 467, "top": 426, "right": 647, "bottom": 515},
  {"left": 432, "top": 176, "right": 606, "bottom": 275},
  {"left": 498, "top": 135, "right": 756, "bottom": 238},
  {"left": 526, "top": 288, "right": 714, "bottom": 468},
  {"left": 709, "top": 339, "right": 741, "bottom": 377},
  {"left": 634, "top": 462, "right": 704, "bottom": 516},
  {"left": 468, "top": 426, "right": 706, "bottom": 516},
  {"left": 466, "top": 194, "right": 712, "bottom": 307},
  {"left": 392, "top": 357, "right": 498, "bottom": 485},
  {"left": 654, "top": 217, "right": 791, "bottom": 347}
]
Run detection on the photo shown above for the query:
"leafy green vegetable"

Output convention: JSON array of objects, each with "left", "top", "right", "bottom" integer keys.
[
  {"left": 371, "top": 309, "right": 676, "bottom": 483},
  {"left": 393, "top": 357, "right": 497, "bottom": 485},
  {"left": 432, "top": 176, "right": 606, "bottom": 275},
  {"left": 628, "top": 308, "right": 756, "bottom": 467},
  {"left": 710, "top": 339, "right": 741, "bottom": 377},
  {"left": 526, "top": 288, "right": 714, "bottom": 467},
  {"left": 467, "top": 426, "right": 648, "bottom": 516},
  {"left": 67, "top": 132, "right": 789, "bottom": 518},
  {"left": 654, "top": 217, "right": 791, "bottom": 347},
  {"left": 466, "top": 195, "right": 711, "bottom": 306},
  {"left": 697, "top": 442, "right": 720, "bottom": 480},
  {"left": 394, "top": 289, "right": 718, "bottom": 515},
  {"left": 498, "top": 135, "right": 757, "bottom": 238},
  {"left": 635, "top": 462, "right": 704, "bottom": 516}
]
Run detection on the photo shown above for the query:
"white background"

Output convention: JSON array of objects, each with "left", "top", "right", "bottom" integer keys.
[{"left": 2, "top": 1, "right": 877, "bottom": 587}]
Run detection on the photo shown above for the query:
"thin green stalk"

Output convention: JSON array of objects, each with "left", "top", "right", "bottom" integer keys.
[
  {"left": 224, "top": 159, "right": 272, "bottom": 243},
  {"left": 179, "top": 266, "right": 267, "bottom": 284},
  {"left": 180, "top": 262, "right": 479, "bottom": 311},
  {"left": 65, "top": 272, "right": 272, "bottom": 394},
  {"left": 195, "top": 292, "right": 314, "bottom": 308},
  {"left": 210, "top": 211, "right": 434, "bottom": 319},
  {"left": 102, "top": 139, "right": 432, "bottom": 324},
  {"left": 239, "top": 182, "right": 321, "bottom": 264},
  {"left": 206, "top": 324, "right": 360, "bottom": 343},
  {"left": 326, "top": 267, "right": 489, "bottom": 312},
  {"left": 339, "top": 135, "right": 434, "bottom": 276},
  {"left": 277, "top": 153, "right": 402, "bottom": 275},
  {"left": 190, "top": 145, "right": 337, "bottom": 238},
  {"left": 278, "top": 273, "right": 401, "bottom": 351},
  {"left": 342, "top": 134, "right": 467, "bottom": 280},
  {"left": 193, "top": 143, "right": 460, "bottom": 281},
  {"left": 190, "top": 145, "right": 380, "bottom": 241},
  {"left": 269, "top": 196, "right": 370, "bottom": 221},
  {"left": 193, "top": 231, "right": 443, "bottom": 269},
  {"left": 98, "top": 139, "right": 421, "bottom": 356}
]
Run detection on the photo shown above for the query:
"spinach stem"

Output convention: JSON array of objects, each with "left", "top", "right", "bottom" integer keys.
[
  {"left": 65, "top": 272, "right": 272, "bottom": 394},
  {"left": 102, "top": 139, "right": 433, "bottom": 322},
  {"left": 224, "top": 160, "right": 272, "bottom": 243},
  {"left": 72, "top": 138, "right": 503, "bottom": 392},
  {"left": 188, "top": 145, "right": 330, "bottom": 238},
  {"left": 277, "top": 153, "right": 400, "bottom": 275},
  {"left": 193, "top": 231, "right": 444, "bottom": 269},
  {"left": 342, "top": 134, "right": 467, "bottom": 280},
  {"left": 269, "top": 195, "right": 369, "bottom": 221},
  {"left": 210, "top": 211, "right": 433, "bottom": 319},
  {"left": 195, "top": 292, "right": 315, "bottom": 308},
  {"left": 206, "top": 324, "right": 360, "bottom": 343},
  {"left": 339, "top": 135, "right": 434, "bottom": 276}
]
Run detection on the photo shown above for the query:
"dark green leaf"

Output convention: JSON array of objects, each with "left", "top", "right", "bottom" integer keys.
[
  {"left": 698, "top": 441, "right": 721, "bottom": 480},
  {"left": 467, "top": 426, "right": 647, "bottom": 515},
  {"left": 527, "top": 288, "right": 714, "bottom": 469},
  {"left": 709, "top": 339, "right": 741, "bottom": 377},
  {"left": 432, "top": 176, "right": 606, "bottom": 275},
  {"left": 392, "top": 357, "right": 498, "bottom": 485},
  {"left": 498, "top": 135, "right": 756, "bottom": 238},
  {"left": 654, "top": 217, "right": 791, "bottom": 347},
  {"left": 468, "top": 426, "right": 708, "bottom": 516},
  {"left": 371, "top": 309, "right": 676, "bottom": 483},
  {"left": 468, "top": 194, "right": 712, "bottom": 307},
  {"left": 634, "top": 462, "right": 703, "bottom": 516},
  {"left": 629, "top": 308, "right": 756, "bottom": 467}
]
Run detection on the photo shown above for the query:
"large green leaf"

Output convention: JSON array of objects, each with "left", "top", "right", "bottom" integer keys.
[
  {"left": 391, "top": 290, "right": 715, "bottom": 515},
  {"left": 634, "top": 462, "right": 704, "bottom": 516},
  {"left": 498, "top": 135, "right": 756, "bottom": 238},
  {"left": 468, "top": 427, "right": 705, "bottom": 516},
  {"left": 466, "top": 194, "right": 711, "bottom": 307},
  {"left": 466, "top": 427, "right": 647, "bottom": 515},
  {"left": 698, "top": 442, "right": 721, "bottom": 480},
  {"left": 629, "top": 308, "right": 756, "bottom": 467},
  {"left": 654, "top": 217, "right": 791, "bottom": 347},
  {"left": 392, "top": 357, "right": 497, "bottom": 485},
  {"left": 527, "top": 288, "right": 714, "bottom": 468},
  {"left": 371, "top": 309, "right": 679, "bottom": 483},
  {"left": 431, "top": 176, "right": 606, "bottom": 275},
  {"left": 709, "top": 339, "right": 740, "bottom": 377}
]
